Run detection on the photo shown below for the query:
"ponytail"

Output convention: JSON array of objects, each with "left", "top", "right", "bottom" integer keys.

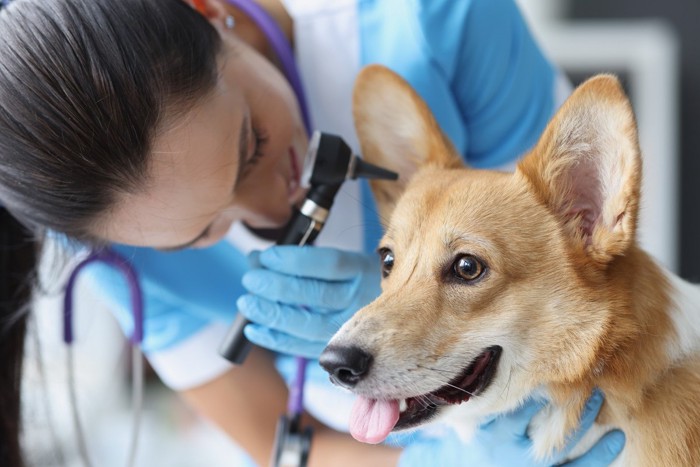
[{"left": 0, "top": 208, "right": 37, "bottom": 467}]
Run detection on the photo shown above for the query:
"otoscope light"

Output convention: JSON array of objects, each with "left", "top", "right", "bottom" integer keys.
[{"left": 300, "top": 132, "right": 321, "bottom": 189}]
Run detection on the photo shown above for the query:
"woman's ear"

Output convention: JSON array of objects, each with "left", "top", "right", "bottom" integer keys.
[
  {"left": 184, "top": 0, "right": 231, "bottom": 28},
  {"left": 186, "top": 0, "right": 228, "bottom": 22}
]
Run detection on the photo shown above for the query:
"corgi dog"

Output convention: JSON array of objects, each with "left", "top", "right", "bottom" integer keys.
[{"left": 319, "top": 65, "right": 700, "bottom": 466}]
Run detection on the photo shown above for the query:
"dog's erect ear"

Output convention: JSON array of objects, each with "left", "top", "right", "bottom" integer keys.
[
  {"left": 353, "top": 65, "right": 462, "bottom": 224},
  {"left": 518, "top": 75, "right": 641, "bottom": 265}
]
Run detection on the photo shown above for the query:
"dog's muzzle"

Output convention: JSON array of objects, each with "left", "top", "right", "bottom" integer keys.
[{"left": 319, "top": 344, "right": 503, "bottom": 444}]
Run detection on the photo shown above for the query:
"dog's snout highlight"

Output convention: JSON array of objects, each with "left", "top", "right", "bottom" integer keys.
[{"left": 319, "top": 345, "right": 373, "bottom": 389}]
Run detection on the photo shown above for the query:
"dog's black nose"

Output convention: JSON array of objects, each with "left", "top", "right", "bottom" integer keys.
[{"left": 319, "top": 345, "right": 373, "bottom": 389}]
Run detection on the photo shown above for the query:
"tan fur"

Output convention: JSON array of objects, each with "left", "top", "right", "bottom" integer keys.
[{"left": 329, "top": 65, "right": 700, "bottom": 465}]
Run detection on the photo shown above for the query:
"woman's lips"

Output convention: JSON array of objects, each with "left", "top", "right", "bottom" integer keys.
[{"left": 289, "top": 147, "right": 299, "bottom": 192}]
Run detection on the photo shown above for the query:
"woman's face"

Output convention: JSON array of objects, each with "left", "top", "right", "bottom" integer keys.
[{"left": 100, "top": 25, "right": 308, "bottom": 250}]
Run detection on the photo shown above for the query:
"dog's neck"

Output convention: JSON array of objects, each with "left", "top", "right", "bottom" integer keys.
[
  {"left": 591, "top": 246, "right": 676, "bottom": 408},
  {"left": 547, "top": 246, "right": 678, "bottom": 402},
  {"left": 543, "top": 245, "right": 700, "bottom": 459}
]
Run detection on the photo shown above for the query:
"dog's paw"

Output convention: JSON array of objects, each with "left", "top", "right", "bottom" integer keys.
[
  {"left": 441, "top": 405, "right": 482, "bottom": 442},
  {"left": 528, "top": 403, "right": 571, "bottom": 461}
]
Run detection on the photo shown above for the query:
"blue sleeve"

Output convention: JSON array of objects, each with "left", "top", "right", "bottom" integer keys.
[
  {"left": 417, "top": 0, "right": 556, "bottom": 167},
  {"left": 358, "top": 0, "right": 558, "bottom": 168},
  {"left": 83, "top": 241, "right": 249, "bottom": 353}
]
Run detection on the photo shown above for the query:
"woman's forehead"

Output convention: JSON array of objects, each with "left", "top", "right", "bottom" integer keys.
[{"left": 99, "top": 81, "right": 247, "bottom": 247}]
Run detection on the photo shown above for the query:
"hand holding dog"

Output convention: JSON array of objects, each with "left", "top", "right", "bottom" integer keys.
[
  {"left": 399, "top": 391, "right": 625, "bottom": 467},
  {"left": 237, "top": 246, "right": 381, "bottom": 359}
]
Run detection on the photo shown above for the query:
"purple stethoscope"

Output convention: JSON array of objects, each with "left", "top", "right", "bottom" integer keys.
[
  {"left": 62, "top": 2, "right": 312, "bottom": 466},
  {"left": 63, "top": 249, "right": 144, "bottom": 467}
]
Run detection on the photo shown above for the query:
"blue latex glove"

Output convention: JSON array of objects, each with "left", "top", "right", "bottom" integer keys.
[
  {"left": 399, "top": 390, "right": 625, "bottom": 467},
  {"left": 237, "top": 245, "right": 382, "bottom": 358}
]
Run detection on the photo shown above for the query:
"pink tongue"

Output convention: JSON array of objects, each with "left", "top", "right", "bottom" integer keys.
[{"left": 349, "top": 396, "right": 400, "bottom": 444}]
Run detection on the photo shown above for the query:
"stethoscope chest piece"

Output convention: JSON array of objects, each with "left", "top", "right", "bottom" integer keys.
[{"left": 271, "top": 414, "right": 313, "bottom": 467}]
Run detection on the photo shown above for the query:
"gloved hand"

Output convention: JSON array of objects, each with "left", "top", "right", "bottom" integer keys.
[
  {"left": 399, "top": 390, "right": 625, "bottom": 467},
  {"left": 237, "top": 245, "right": 382, "bottom": 358}
]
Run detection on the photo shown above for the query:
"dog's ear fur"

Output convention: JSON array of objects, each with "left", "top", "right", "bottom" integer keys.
[
  {"left": 353, "top": 65, "right": 462, "bottom": 224},
  {"left": 517, "top": 75, "right": 642, "bottom": 265}
]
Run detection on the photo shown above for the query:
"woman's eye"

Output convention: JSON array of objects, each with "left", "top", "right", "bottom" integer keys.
[
  {"left": 452, "top": 254, "right": 486, "bottom": 282},
  {"left": 379, "top": 248, "right": 394, "bottom": 278},
  {"left": 252, "top": 127, "right": 268, "bottom": 160},
  {"left": 243, "top": 126, "right": 269, "bottom": 171}
]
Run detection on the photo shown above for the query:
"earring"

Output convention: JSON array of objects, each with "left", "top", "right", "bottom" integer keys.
[{"left": 225, "top": 15, "right": 235, "bottom": 30}]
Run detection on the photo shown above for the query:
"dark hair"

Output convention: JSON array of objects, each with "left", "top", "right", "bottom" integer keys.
[
  {"left": 0, "top": 210, "right": 33, "bottom": 467},
  {"left": 0, "top": 0, "right": 223, "bottom": 464}
]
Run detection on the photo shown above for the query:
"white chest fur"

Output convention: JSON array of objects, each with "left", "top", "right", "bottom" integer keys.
[{"left": 665, "top": 270, "right": 700, "bottom": 362}]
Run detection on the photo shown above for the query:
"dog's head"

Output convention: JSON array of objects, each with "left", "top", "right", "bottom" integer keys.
[{"left": 320, "top": 65, "right": 641, "bottom": 445}]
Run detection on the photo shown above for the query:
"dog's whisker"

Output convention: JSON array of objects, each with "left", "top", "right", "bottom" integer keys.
[
  {"left": 415, "top": 394, "right": 435, "bottom": 410},
  {"left": 500, "top": 365, "right": 515, "bottom": 401},
  {"left": 419, "top": 373, "right": 477, "bottom": 397},
  {"left": 414, "top": 364, "right": 456, "bottom": 375}
]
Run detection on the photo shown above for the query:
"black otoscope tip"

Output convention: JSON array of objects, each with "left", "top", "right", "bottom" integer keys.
[{"left": 351, "top": 158, "right": 399, "bottom": 181}]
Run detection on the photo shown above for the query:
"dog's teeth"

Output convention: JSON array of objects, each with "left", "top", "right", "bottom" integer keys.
[{"left": 399, "top": 399, "right": 408, "bottom": 413}]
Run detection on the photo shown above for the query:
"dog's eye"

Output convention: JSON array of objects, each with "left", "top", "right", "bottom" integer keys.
[
  {"left": 453, "top": 255, "right": 485, "bottom": 282},
  {"left": 379, "top": 248, "right": 394, "bottom": 278}
]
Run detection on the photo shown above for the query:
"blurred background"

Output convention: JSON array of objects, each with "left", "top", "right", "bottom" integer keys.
[
  {"left": 20, "top": 1, "right": 699, "bottom": 466},
  {"left": 569, "top": 0, "right": 700, "bottom": 282},
  {"left": 521, "top": 0, "right": 699, "bottom": 280}
]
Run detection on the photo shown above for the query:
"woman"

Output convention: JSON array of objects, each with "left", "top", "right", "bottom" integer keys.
[{"left": 0, "top": 0, "right": 625, "bottom": 465}]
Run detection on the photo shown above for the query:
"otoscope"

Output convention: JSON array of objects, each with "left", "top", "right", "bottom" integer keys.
[
  {"left": 219, "top": 131, "right": 397, "bottom": 467},
  {"left": 219, "top": 130, "right": 397, "bottom": 364}
]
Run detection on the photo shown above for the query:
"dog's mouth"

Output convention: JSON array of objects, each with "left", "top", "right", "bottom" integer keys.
[{"left": 349, "top": 345, "right": 502, "bottom": 444}]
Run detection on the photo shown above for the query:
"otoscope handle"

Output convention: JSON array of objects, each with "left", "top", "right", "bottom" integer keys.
[
  {"left": 219, "top": 313, "right": 255, "bottom": 364},
  {"left": 218, "top": 202, "right": 328, "bottom": 364},
  {"left": 272, "top": 413, "right": 312, "bottom": 467}
]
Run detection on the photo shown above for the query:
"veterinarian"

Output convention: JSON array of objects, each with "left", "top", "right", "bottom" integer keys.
[{"left": 0, "top": 0, "right": 626, "bottom": 465}]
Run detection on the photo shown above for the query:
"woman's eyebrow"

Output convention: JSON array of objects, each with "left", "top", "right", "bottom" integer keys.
[
  {"left": 158, "top": 115, "right": 249, "bottom": 252},
  {"left": 156, "top": 225, "right": 212, "bottom": 252}
]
